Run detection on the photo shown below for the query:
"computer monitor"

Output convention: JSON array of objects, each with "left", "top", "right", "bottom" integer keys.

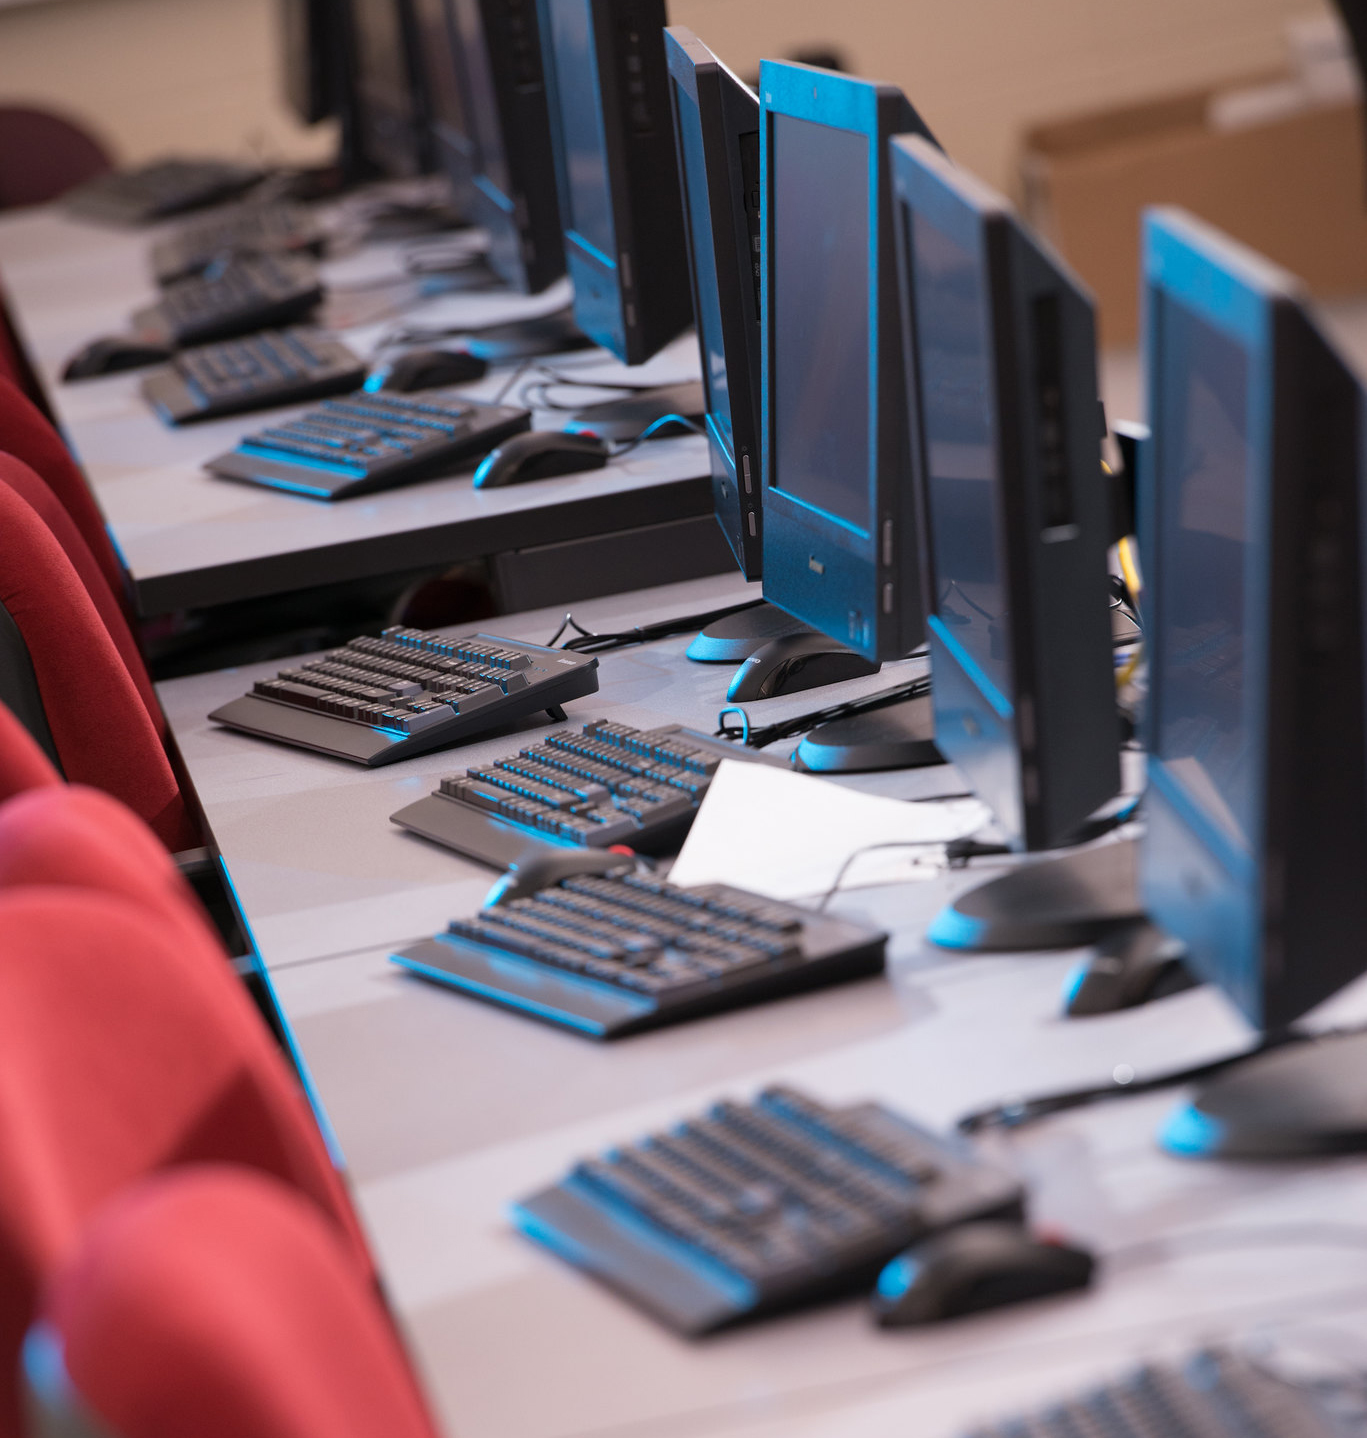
[
  {"left": 892, "top": 135, "right": 1120, "bottom": 854},
  {"left": 280, "top": 0, "right": 341, "bottom": 125},
  {"left": 351, "top": 0, "right": 434, "bottom": 178},
  {"left": 433, "top": 0, "right": 567, "bottom": 294},
  {"left": 536, "top": 0, "right": 692, "bottom": 365},
  {"left": 758, "top": 62, "right": 938, "bottom": 664},
  {"left": 1139, "top": 206, "right": 1367, "bottom": 1034},
  {"left": 665, "top": 27, "right": 762, "bottom": 580},
  {"left": 411, "top": 0, "right": 478, "bottom": 215}
]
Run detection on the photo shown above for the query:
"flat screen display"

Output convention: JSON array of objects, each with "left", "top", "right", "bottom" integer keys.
[
  {"left": 451, "top": 0, "right": 511, "bottom": 197},
  {"left": 1151, "top": 297, "right": 1254, "bottom": 851},
  {"left": 769, "top": 113, "right": 870, "bottom": 533},
  {"left": 911, "top": 205, "right": 1010, "bottom": 699},
  {"left": 545, "top": 0, "right": 615, "bottom": 260},
  {"left": 674, "top": 78, "right": 733, "bottom": 460}
]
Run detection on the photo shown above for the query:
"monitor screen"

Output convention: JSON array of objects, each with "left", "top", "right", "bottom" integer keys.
[
  {"left": 769, "top": 113, "right": 871, "bottom": 534},
  {"left": 1150, "top": 296, "right": 1254, "bottom": 852},
  {"left": 543, "top": 0, "right": 616, "bottom": 262},
  {"left": 911, "top": 205, "right": 1010, "bottom": 701}
]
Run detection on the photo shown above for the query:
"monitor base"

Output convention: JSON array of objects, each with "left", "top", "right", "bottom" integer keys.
[
  {"left": 1061, "top": 918, "right": 1197, "bottom": 1016},
  {"left": 568, "top": 380, "right": 706, "bottom": 443},
  {"left": 1161, "top": 1029, "right": 1367, "bottom": 1158},
  {"left": 466, "top": 308, "right": 593, "bottom": 364},
  {"left": 927, "top": 836, "right": 1144, "bottom": 952},
  {"left": 795, "top": 695, "right": 943, "bottom": 773},
  {"left": 685, "top": 603, "right": 815, "bottom": 663}
]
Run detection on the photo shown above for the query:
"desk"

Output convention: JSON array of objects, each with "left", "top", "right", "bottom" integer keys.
[
  {"left": 158, "top": 572, "right": 1367, "bottom": 1438},
  {"left": 0, "top": 205, "right": 721, "bottom": 617}
]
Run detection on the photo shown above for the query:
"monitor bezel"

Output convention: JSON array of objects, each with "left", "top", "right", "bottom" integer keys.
[{"left": 665, "top": 26, "right": 763, "bottom": 580}]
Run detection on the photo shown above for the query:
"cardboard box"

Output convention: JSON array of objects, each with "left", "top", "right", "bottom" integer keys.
[{"left": 1020, "top": 80, "right": 1367, "bottom": 346}]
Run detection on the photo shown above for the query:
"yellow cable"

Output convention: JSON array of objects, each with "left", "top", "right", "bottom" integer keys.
[
  {"left": 1117, "top": 535, "right": 1142, "bottom": 599},
  {"left": 1115, "top": 642, "right": 1143, "bottom": 689}
]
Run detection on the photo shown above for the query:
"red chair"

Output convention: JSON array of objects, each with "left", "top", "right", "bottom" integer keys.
[
  {"left": 0, "top": 701, "right": 60, "bottom": 804},
  {"left": 0, "top": 479, "right": 194, "bottom": 850},
  {"left": 0, "top": 785, "right": 218, "bottom": 955},
  {"left": 29, "top": 1168, "right": 438, "bottom": 1438},
  {"left": 0, "top": 372, "right": 126, "bottom": 605},
  {"left": 0, "top": 107, "right": 112, "bottom": 211},
  {"left": 0, "top": 889, "right": 373, "bottom": 1438}
]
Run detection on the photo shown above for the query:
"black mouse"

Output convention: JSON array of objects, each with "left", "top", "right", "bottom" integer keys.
[
  {"left": 372, "top": 347, "right": 488, "bottom": 393},
  {"left": 63, "top": 335, "right": 174, "bottom": 381},
  {"left": 726, "top": 632, "right": 880, "bottom": 702},
  {"left": 1061, "top": 919, "right": 1196, "bottom": 1017},
  {"left": 484, "top": 847, "right": 637, "bottom": 906},
  {"left": 872, "top": 1222, "right": 1095, "bottom": 1326},
  {"left": 473, "top": 430, "right": 612, "bottom": 488}
]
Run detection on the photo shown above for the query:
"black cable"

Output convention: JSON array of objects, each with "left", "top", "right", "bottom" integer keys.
[
  {"left": 716, "top": 672, "right": 931, "bottom": 749},
  {"left": 548, "top": 599, "right": 766, "bottom": 655}
]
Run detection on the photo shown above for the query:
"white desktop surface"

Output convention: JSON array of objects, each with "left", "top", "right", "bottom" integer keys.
[
  {"left": 158, "top": 573, "right": 1367, "bottom": 1438},
  {"left": 0, "top": 205, "right": 712, "bottom": 614}
]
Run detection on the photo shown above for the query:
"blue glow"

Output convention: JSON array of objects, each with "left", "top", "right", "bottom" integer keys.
[
  {"left": 509, "top": 1202, "right": 595, "bottom": 1266},
  {"left": 1159, "top": 1102, "right": 1228, "bottom": 1156},
  {"left": 1060, "top": 958, "right": 1090, "bottom": 1010},
  {"left": 927, "top": 903, "right": 987, "bottom": 950},
  {"left": 876, "top": 1252, "right": 918, "bottom": 1300},
  {"left": 567, "top": 228, "right": 615, "bottom": 273},
  {"left": 21, "top": 1323, "right": 68, "bottom": 1407},
  {"left": 474, "top": 174, "right": 514, "bottom": 214},
  {"left": 362, "top": 373, "right": 385, "bottom": 394},
  {"left": 928, "top": 615, "right": 1014, "bottom": 723},
  {"left": 472, "top": 451, "right": 500, "bottom": 487},
  {"left": 238, "top": 445, "right": 366, "bottom": 481},
  {"left": 388, "top": 952, "right": 613, "bottom": 1035}
]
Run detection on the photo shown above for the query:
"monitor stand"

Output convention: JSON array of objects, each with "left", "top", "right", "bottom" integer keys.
[
  {"left": 1060, "top": 918, "right": 1197, "bottom": 1017},
  {"left": 465, "top": 309, "right": 594, "bottom": 364},
  {"left": 685, "top": 604, "right": 815, "bottom": 663},
  {"left": 927, "top": 835, "right": 1145, "bottom": 951},
  {"left": 795, "top": 694, "right": 942, "bottom": 773},
  {"left": 1160, "top": 1028, "right": 1367, "bottom": 1158},
  {"left": 567, "top": 380, "right": 707, "bottom": 443}
]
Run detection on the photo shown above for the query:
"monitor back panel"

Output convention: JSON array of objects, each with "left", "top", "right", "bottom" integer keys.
[
  {"left": 413, "top": 0, "right": 478, "bottom": 214},
  {"left": 353, "top": 0, "right": 434, "bottom": 177},
  {"left": 758, "top": 64, "right": 936, "bottom": 663},
  {"left": 666, "top": 27, "right": 763, "bottom": 579},
  {"left": 1139, "top": 207, "right": 1367, "bottom": 1030},
  {"left": 894, "top": 136, "right": 1119, "bottom": 851}
]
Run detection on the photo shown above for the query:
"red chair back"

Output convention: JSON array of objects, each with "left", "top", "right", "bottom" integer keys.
[
  {"left": 33, "top": 1168, "right": 437, "bottom": 1438},
  {"left": 0, "top": 889, "right": 373, "bottom": 1438},
  {"left": 0, "top": 108, "right": 112, "bottom": 210},
  {"left": 0, "top": 701, "right": 60, "bottom": 803},
  {"left": 0, "top": 373, "right": 125, "bottom": 605},
  {"left": 0, "top": 480, "right": 193, "bottom": 849}
]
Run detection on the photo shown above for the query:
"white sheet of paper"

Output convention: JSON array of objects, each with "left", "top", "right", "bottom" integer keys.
[{"left": 668, "top": 759, "right": 990, "bottom": 902}]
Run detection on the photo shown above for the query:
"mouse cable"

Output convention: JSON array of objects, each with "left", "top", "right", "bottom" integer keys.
[
  {"left": 715, "top": 671, "right": 931, "bottom": 749},
  {"left": 544, "top": 598, "right": 767, "bottom": 655},
  {"left": 607, "top": 412, "right": 705, "bottom": 458}
]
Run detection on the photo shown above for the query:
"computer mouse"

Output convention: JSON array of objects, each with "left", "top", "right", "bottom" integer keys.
[
  {"left": 871, "top": 1222, "right": 1095, "bottom": 1327},
  {"left": 371, "top": 347, "right": 489, "bottom": 393},
  {"left": 484, "top": 846, "right": 637, "bottom": 906},
  {"left": 473, "top": 430, "right": 612, "bottom": 489},
  {"left": 726, "top": 631, "right": 880, "bottom": 703},
  {"left": 62, "top": 335, "right": 174, "bottom": 381},
  {"left": 1061, "top": 919, "right": 1196, "bottom": 1017}
]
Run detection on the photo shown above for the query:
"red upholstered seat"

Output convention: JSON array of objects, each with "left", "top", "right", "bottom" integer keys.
[
  {"left": 0, "top": 890, "right": 373, "bottom": 1438},
  {"left": 0, "top": 784, "right": 217, "bottom": 953},
  {"left": 33, "top": 1168, "right": 438, "bottom": 1438},
  {"left": 0, "top": 701, "right": 60, "bottom": 803},
  {"left": 0, "top": 479, "right": 194, "bottom": 849},
  {"left": 0, "top": 107, "right": 112, "bottom": 210},
  {"left": 0, "top": 372, "right": 125, "bottom": 605}
]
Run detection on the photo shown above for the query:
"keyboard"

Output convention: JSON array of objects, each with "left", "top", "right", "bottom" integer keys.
[
  {"left": 393, "top": 868, "right": 888, "bottom": 1037},
  {"left": 134, "top": 253, "right": 323, "bottom": 347},
  {"left": 61, "top": 158, "right": 263, "bottom": 227},
  {"left": 140, "top": 328, "right": 365, "bottom": 425},
  {"left": 512, "top": 1084, "right": 1025, "bottom": 1332},
  {"left": 208, "top": 628, "right": 600, "bottom": 765},
  {"left": 965, "top": 1348, "right": 1349, "bottom": 1438},
  {"left": 150, "top": 201, "right": 326, "bottom": 285},
  {"left": 203, "top": 390, "right": 531, "bottom": 499}
]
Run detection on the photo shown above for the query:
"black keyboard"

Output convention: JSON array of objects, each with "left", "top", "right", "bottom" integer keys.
[
  {"left": 135, "top": 253, "right": 323, "bottom": 347},
  {"left": 208, "top": 628, "right": 600, "bottom": 765},
  {"left": 61, "top": 159, "right": 263, "bottom": 227},
  {"left": 391, "top": 719, "right": 781, "bottom": 864},
  {"left": 393, "top": 868, "right": 888, "bottom": 1037},
  {"left": 203, "top": 390, "right": 531, "bottom": 499},
  {"left": 513, "top": 1084, "right": 1024, "bottom": 1332},
  {"left": 140, "top": 328, "right": 365, "bottom": 424},
  {"left": 965, "top": 1349, "right": 1350, "bottom": 1438},
  {"left": 150, "top": 201, "right": 326, "bottom": 284}
]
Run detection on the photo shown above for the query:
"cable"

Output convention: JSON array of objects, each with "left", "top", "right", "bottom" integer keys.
[
  {"left": 489, "top": 359, "right": 533, "bottom": 408},
  {"left": 716, "top": 672, "right": 931, "bottom": 750},
  {"left": 814, "top": 840, "right": 949, "bottom": 912},
  {"left": 545, "top": 599, "right": 766, "bottom": 655},
  {"left": 607, "top": 412, "right": 704, "bottom": 456}
]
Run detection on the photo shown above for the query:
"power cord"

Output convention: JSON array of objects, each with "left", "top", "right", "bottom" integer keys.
[
  {"left": 545, "top": 598, "right": 765, "bottom": 654},
  {"left": 716, "top": 672, "right": 931, "bottom": 749}
]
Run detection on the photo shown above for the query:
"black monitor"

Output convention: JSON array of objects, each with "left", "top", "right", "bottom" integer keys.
[
  {"left": 1139, "top": 206, "right": 1367, "bottom": 1036},
  {"left": 536, "top": 0, "right": 692, "bottom": 365},
  {"left": 893, "top": 135, "right": 1120, "bottom": 854},
  {"left": 351, "top": 0, "right": 434, "bottom": 178},
  {"left": 429, "top": 0, "right": 567, "bottom": 294},
  {"left": 280, "top": 0, "right": 341, "bottom": 125},
  {"left": 758, "top": 62, "right": 938, "bottom": 664},
  {"left": 665, "top": 27, "right": 762, "bottom": 579}
]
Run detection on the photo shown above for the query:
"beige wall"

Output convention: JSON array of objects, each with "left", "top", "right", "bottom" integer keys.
[{"left": 0, "top": 0, "right": 1336, "bottom": 192}]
